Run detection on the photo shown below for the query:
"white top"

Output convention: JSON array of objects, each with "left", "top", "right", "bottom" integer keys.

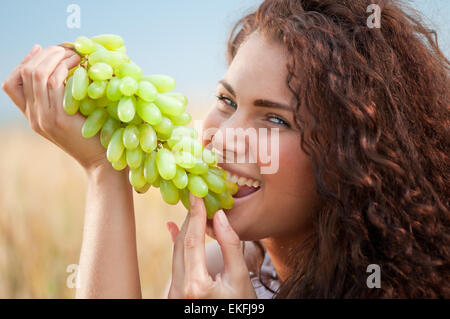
[{"left": 249, "top": 251, "right": 281, "bottom": 299}]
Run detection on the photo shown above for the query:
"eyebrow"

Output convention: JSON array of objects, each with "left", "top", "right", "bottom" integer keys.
[{"left": 218, "top": 80, "right": 293, "bottom": 111}]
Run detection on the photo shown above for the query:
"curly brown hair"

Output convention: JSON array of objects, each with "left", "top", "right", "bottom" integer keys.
[{"left": 229, "top": 0, "right": 450, "bottom": 298}]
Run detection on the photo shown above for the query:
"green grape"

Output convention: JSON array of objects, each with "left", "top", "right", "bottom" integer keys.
[
  {"left": 203, "top": 193, "right": 221, "bottom": 219},
  {"left": 172, "top": 136, "right": 203, "bottom": 158},
  {"left": 136, "top": 100, "right": 162, "bottom": 125},
  {"left": 126, "top": 147, "right": 144, "bottom": 168},
  {"left": 88, "top": 62, "right": 113, "bottom": 81},
  {"left": 209, "top": 167, "right": 227, "bottom": 178},
  {"left": 180, "top": 187, "right": 190, "bottom": 210},
  {"left": 108, "top": 51, "right": 129, "bottom": 68},
  {"left": 202, "top": 148, "right": 218, "bottom": 166},
  {"left": 187, "top": 174, "right": 208, "bottom": 198},
  {"left": 157, "top": 131, "right": 172, "bottom": 141},
  {"left": 116, "top": 62, "right": 142, "bottom": 80},
  {"left": 63, "top": 76, "right": 80, "bottom": 115},
  {"left": 187, "top": 160, "right": 209, "bottom": 175},
  {"left": 96, "top": 95, "right": 110, "bottom": 107},
  {"left": 67, "top": 66, "right": 77, "bottom": 79},
  {"left": 202, "top": 170, "right": 226, "bottom": 194},
  {"left": 119, "top": 76, "right": 138, "bottom": 96},
  {"left": 88, "top": 49, "right": 110, "bottom": 66},
  {"left": 156, "top": 148, "right": 176, "bottom": 180},
  {"left": 167, "top": 126, "right": 197, "bottom": 148},
  {"left": 135, "top": 183, "right": 150, "bottom": 194},
  {"left": 170, "top": 112, "right": 191, "bottom": 126},
  {"left": 107, "top": 128, "right": 125, "bottom": 162},
  {"left": 81, "top": 108, "right": 108, "bottom": 138},
  {"left": 154, "top": 94, "right": 185, "bottom": 116},
  {"left": 122, "top": 125, "right": 140, "bottom": 149},
  {"left": 106, "top": 77, "right": 122, "bottom": 101},
  {"left": 72, "top": 67, "right": 89, "bottom": 100},
  {"left": 93, "top": 42, "right": 107, "bottom": 52},
  {"left": 153, "top": 116, "right": 173, "bottom": 136},
  {"left": 160, "top": 179, "right": 180, "bottom": 205},
  {"left": 226, "top": 181, "right": 239, "bottom": 196},
  {"left": 79, "top": 98, "right": 97, "bottom": 116},
  {"left": 151, "top": 174, "right": 161, "bottom": 187},
  {"left": 129, "top": 112, "right": 143, "bottom": 126},
  {"left": 139, "top": 123, "right": 157, "bottom": 153},
  {"left": 216, "top": 191, "right": 234, "bottom": 210},
  {"left": 163, "top": 92, "right": 187, "bottom": 106},
  {"left": 142, "top": 74, "right": 176, "bottom": 93},
  {"left": 172, "top": 166, "right": 188, "bottom": 189},
  {"left": 91, "top": 34, "right": 124, "bottom": 50},
  {"left": 107, "top": 101, "right": 120, "bottom": 120},
  {"left": 100, "top": 117, "right": 121, "bottom": 148},
  {"left": 137, "top": 80, "right": 157, "bottom": 102},
  {"left": 174, "top": 151, "right": 197, "bottom": 169},
  {"left": 87, "top": 80, "right": 107, "bottom": 99},
  {"left": 74, "top": 36, "right": 95, "bottom": 55},
  {"left": 111, "top": 152, "right": 127, "bottom": 171},
  {"left": 114, "top": 46, "right": 127, "bottom": 53},
  {"left": 144, "top": 151, "right": 159, "bottom": 183},
  {"left": 129, "top": 165, "right": 146, "bottom": 189},
  {"left": 118, "top": 96, "right": 136, "bottom": 122}
]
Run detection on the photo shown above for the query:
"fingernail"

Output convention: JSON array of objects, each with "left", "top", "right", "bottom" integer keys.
[
  {"left": 68, "top": 54, "right": 80, "bottom": 62},
  {"left": 216, "top": 210, "right": 229, "bottom": 228}
]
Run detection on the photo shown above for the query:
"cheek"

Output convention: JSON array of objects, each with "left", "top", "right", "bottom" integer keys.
[
  {"left": 201, "top": 108, "right": 223, "bottom": 146},
  {"left": 260, "top": 136, "right": 318, "bottom": 233}
]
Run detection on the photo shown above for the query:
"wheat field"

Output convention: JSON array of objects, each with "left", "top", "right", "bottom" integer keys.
[{"left": 0, "top": 123, "right": 211, "bottom": 298}]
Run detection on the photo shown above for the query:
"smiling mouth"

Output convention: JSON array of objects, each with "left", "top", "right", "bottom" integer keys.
[{"left": 223, "top": 170, "right": 262, "bottom": 199}]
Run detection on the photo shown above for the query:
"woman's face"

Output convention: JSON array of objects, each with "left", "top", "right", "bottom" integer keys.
[{"left": 203, "top": 31, "right": 319, "bottom": 241}]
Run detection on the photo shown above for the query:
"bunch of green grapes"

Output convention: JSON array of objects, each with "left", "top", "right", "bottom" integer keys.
[{"left": 62, "top": 34, "right": 237, "bottom": 218}]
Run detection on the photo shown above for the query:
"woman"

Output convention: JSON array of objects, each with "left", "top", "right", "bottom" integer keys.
[{"left": 2, "top": 0, "right": 449, "bottom": 298}]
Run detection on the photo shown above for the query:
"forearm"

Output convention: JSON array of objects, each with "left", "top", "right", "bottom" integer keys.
[{"left": 75, "top": 165, "right": 141, "bottom": 298}]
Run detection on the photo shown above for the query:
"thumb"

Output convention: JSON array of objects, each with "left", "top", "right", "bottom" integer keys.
[{"left": 213, "top": 210, "right": 247, "bottom": 279}]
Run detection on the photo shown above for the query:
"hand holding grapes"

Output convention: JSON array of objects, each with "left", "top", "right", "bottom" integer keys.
[
  {"left": 4, "top": 34, "right": 237, "bottom": 218},
  {"left": 166, "top": 194, "right": 257, "bottom": 299},
  {"left": 2, "top": 45, "right": 111, "bottom": 171}
]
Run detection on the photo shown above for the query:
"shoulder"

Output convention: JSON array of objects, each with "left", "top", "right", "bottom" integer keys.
[{"left": 205, "top": 240, "right": 262, "bottom": 278}]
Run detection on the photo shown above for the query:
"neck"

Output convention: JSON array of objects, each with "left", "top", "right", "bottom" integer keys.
[{"left": 262, "top": 230, "right": 309, "bottom": 283}]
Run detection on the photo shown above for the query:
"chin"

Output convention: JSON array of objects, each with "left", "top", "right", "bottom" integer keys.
[{"left": 206, "top": 187, "right": 265, "bottom": 241}]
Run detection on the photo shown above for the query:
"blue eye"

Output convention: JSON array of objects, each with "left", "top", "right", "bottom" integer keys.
[
  {"left": 216, "top": 95, "right": 237, "bottom": 108},
  {"left": 268, "top": 115, "right": 290, "bottom": 127}
]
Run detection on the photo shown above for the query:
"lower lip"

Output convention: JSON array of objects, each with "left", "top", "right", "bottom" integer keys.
[{"left": 230, "top": 184, "right": 262, "bottom": 206}]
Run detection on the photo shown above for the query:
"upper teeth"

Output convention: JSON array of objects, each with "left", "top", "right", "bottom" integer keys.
[{"left": 225, "top": 170, "right": 261, "bottom": 188}]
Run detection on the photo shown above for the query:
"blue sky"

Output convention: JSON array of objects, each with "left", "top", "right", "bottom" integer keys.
[{"left": 0, "top": 0, "right": 448, "bottom": 125}]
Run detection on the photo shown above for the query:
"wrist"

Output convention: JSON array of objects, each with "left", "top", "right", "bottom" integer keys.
[{"left": 85, "top": 161, "right": 129, "bottom": 187}]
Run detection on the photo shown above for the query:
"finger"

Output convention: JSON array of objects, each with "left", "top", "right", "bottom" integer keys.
[
  {"left": 2, "top": 45, "right": 41, "bottom": 112},
  {"left": 21, "top": 46, "right": 63, "bottom": 122},
  {"left": 47, "top": 54, "right": 81, "bottom": 129},
  {"left": 33, "top": 47, "right": 66, "bottom": 118},
  {"left": 38, "top": 54, "right": 77, "bottom": 141},
  {"left": 166, "top": 221, "right": 180, "bottom": 243},
  {"left": 63, "top": 50, "right": 81, "bottom": 70},
  {"left": 170, "top": 216, "right": 189, "bottom": 291},
  {"left": 213, "top": 210, "right": 247, "bottom": 280},
  {"left": 183, "top": 194, "right": 209, "bottom": 281}
]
